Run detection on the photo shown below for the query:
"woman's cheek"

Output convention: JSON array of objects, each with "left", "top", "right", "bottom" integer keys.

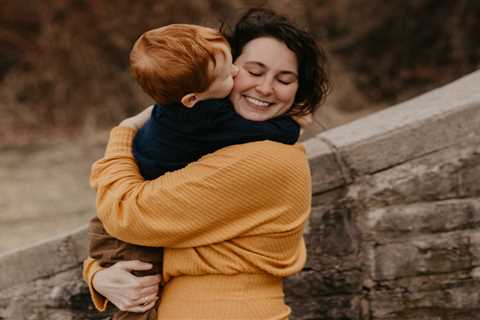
[
  {"left": 232, "top": 69, "right": 252, "bottom": 91},
  {"left": 282, "top": 84, "right": 299, "bottom": 104}
]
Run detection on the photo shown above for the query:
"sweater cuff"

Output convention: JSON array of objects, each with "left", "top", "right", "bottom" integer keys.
[
  {"left": 83, "top": 257, "right": 109, "bottom": 312},
  {"left": 104, "top": 126, "right": 137, "bottom": 157}
]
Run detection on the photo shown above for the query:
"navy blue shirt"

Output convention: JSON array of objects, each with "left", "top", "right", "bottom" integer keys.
[{"left": 133, "top": 98, "right": 300, "bottom": 180}]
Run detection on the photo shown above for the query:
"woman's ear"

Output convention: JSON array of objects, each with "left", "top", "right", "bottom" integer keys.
[{"left": 180, "top": 93, "right": 199, "bottom": 108}]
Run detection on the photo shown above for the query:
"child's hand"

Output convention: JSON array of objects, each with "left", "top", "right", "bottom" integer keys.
[{"left": 119, "top": 105, "right": 154, "bottom": 130}]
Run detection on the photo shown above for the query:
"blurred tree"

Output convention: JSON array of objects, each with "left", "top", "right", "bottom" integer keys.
[
  {"left": 307, "top": 0, "right": 480, "bottom": 105},
  {"left": 0, "top": 0, "right": 478, "bottom": 143}
]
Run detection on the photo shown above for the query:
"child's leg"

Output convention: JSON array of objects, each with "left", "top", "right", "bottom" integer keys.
[
  {"left": 88, "top": 216, "right": 163, "bottom": 273},
  {"left": 88, "top": 216, "right": 123, "bottom": 264}
]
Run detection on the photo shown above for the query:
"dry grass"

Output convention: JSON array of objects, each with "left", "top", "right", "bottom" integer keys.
[{"left": 2, "top": 0, "right": 478, "bottom": 144}]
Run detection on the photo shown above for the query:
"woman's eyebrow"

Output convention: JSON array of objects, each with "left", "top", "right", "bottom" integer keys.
[
  {"left": 244, "top": 61, "right": 298, "bottom": 77},
  {"left": 243, "top": 61, "right": 266, "bottom": 68}
]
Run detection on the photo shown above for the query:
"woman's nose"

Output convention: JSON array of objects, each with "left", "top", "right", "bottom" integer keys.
[{"left": 255, "top": 79, "right": 273, "bottom": 96}]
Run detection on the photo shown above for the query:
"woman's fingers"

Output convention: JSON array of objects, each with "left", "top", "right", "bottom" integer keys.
[
  {"left": 119, "top": 105, "right": 154, "bottom": 129},
  {"left": 114, "top": 260, "right": 153, "bottom": 272},
  {"left": 113, "top": 260, "right": 162, "bottom": 286},
  {"left": 123, "top": 295, "right": 159, "bottom": 313},
  {"left": 140, "top": 283, "right": 161, "bottom": 297},
  {"left": 127, "top": 299, "right": 158, "bottom": 313},
  {"left": 122, "top": 283, "right": 160, "bottom": 303},
  {"left": 133, "top": 292, "right": 159, "bottom": 307},
  {"left": 137, "top": 274, "right": 162, "bottom": 287}
]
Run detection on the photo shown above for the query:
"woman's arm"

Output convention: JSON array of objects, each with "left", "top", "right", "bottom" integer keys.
[
  {"left": 83, "top": 257, "right": 108, "bottom": 311},
  {"left": 83, "top": 258, "right": 161, "bottom": 313},
  {"left": 91, "top": 127, "right": 311, "bottom": 248}
]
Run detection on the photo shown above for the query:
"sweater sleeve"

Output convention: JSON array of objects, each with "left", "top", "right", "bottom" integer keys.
[
  {"left": 91, "top": 127, "right": 311, "bottom": 248},
  {"left": 82, "top": 257, "right": 108, "bottom": 312}
]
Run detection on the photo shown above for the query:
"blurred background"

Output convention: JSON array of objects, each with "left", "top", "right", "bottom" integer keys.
[{"left": 1, "top": 0, "right": 479, "bottom": 253}]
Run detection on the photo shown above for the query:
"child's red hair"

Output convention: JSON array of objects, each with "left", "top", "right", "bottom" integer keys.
[{"left": 130, "top": 24, "right": 228, "bottom": 105}]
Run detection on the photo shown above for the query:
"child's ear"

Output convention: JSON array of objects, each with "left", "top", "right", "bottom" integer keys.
[{"left": 180, "top": 93, "right": 199, "bottom": 108}]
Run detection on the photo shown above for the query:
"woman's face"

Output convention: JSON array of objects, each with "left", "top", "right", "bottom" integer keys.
[{"left": 229, "top": 37, "right": 299, "bottom": 122}]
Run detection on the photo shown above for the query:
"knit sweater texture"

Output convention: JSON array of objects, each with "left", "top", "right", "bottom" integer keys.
[{"left": 84, "top": 127, "right": 312, "bottom": 319}]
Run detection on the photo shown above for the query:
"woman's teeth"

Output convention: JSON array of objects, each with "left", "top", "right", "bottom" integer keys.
[{"left": 245, "top": 96, "right": 271, "bottom": 107}]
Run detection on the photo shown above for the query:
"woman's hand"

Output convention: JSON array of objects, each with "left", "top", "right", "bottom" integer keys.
[
  {"left": 292, "top": 113, "right": 313, "bottom": 128},
  {"left": 119, "top": 105, "right": 154, "bottom": 130},
  {"left": 92, "top": 260, "right": 162, "bottom": 313}
]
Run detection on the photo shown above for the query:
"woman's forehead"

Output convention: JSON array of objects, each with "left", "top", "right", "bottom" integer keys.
[{"left": 236, "top": 37, "right": 298, "bottom": 73}]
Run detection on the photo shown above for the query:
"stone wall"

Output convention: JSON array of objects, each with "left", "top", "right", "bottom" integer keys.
[
  {"left": 285, "top": 70, "right": 480, "bottom": 320},
  {"left": 1, "top": 71, "right": 479, "bottom": 319}
]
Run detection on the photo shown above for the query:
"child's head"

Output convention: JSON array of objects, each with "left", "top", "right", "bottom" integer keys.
[{"left": 130, "top": 24, "right": 238, "bottom": 108}]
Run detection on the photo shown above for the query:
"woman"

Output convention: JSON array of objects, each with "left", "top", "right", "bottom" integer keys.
[{"left": 84, "top": 8, "right": 328, "bottom": 319}]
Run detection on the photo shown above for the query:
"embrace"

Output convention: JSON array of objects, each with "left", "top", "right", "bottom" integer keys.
[{"left": 84, "top": 7, "right": 329, "bottom": 320}]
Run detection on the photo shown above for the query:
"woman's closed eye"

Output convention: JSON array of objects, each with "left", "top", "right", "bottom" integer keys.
[
  {"left": 246, "top": 70, "right": 296, "bottom": 85},
  {"left": 277, "top": 78, "right": 295, "bottom": 85},
  {"left": 277, "top": 76, "right": 297, "bottom": 85},
  {"left": 247, "top": 70, "right": 262, "bottom": 76}
]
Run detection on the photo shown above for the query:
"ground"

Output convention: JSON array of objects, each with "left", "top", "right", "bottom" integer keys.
[{"left": 0, "top": 133, "right": 107, "bottom": 254}]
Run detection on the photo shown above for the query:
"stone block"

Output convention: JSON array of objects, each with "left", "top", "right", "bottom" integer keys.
[
  {"left": 69, "top": 226, "right": 88, "bottom": 261},
  {"left": 0, "top": 227, "right": 87, "bottom": 290},
  {"left": 320, "top": 71, "right": 480, "bottom": 176},
  {"left": 371, "top": 231, "right": 478, "bottom": 281},
  {"left": 286, "top": 291, "right": 361, "bottom": 320},
  {"left": 311, "top": 187, "right": 347, "bottom": 208},
  {"left": 363, "top": 199, "right": 480, "bottom": 242},
  {"left": 304, "top": 136, "right": 347, "bottom": 194},
  {"left": 0, "top": 266, "right": 98, "bottom": 320},
  {"left": 285, "top": 269, "right": 362, "bottom": 298},
  {"left": 370, "top": 277, "right": 480, "bottom": 320},
  {"left": 345, "top": 140, "right": 480, "bottom": 208},
  {"left": 306, "top": 206, "right": 361, "bottom": 269}
]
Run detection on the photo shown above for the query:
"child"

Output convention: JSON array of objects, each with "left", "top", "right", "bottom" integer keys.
[{"left": 87, "top": 24, "right": 300, "bottom": 320}]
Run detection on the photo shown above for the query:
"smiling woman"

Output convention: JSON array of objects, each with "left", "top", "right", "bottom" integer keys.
[{"left": 227, "top": 8, "right": 328, "bottom": 118}]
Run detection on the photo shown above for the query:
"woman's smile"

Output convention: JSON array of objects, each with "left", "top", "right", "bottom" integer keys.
[{"left": 244, "top": 95, "right": 273, "bottom": 108}]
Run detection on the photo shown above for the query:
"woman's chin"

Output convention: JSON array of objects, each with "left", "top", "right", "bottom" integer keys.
[{"left": 237, "top": 110, "right": 270, "bottom": 122}]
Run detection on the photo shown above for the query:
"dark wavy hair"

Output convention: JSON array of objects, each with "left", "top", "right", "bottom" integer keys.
[{"left": 224, "top": 8, "right": 329, "bottom": 115}]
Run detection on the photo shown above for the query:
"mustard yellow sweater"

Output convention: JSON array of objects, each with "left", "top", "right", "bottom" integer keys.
[{"left": 84, "top": 127, "right": 311, "bottom": 319}]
